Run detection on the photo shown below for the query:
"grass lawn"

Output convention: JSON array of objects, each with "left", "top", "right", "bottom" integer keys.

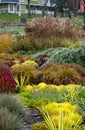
[
  {"left": 0, "top": 13, "right": 41, "bottom": 26},
  {"left": 0, "top": 13, "right": 41, "bottom": 34},
  {"left": 0, "top": 13, "right": 84, "bottom": 34}
]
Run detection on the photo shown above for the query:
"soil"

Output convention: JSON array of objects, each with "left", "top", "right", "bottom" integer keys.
[{"left": 25, "top": 108, "right": 43, "bottom": 130}]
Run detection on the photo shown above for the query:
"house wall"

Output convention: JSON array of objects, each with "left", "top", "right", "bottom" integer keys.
[
  {"left": 14, "top": 4, "right": 16, "bottom": 12},
  {"left": 80, "top": 0, "right": 84, "bottom": 13},
  {"left": 0, "top": 4, "right": 8, "bottom": 13},
  {"left": 21, "top": 4, "right": 26, "bottom": 13}
]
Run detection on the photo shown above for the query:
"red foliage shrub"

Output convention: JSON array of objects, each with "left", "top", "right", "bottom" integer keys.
[{"left": 0, "top": 64, "right": 16, "bottom": 93}]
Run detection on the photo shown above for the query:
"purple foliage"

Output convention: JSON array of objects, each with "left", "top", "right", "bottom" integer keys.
[
  {"left": 19, "top": 59, "right": 25, "bottom": 64},
  {"left": 0, "top": 64, "right": 16, "bottom": 93},
  {"left": 38, "top": 54, "right": 50, "bottom": 67},
  {"left": 5, "top": 61, "right": 15, "bottom": 67}
]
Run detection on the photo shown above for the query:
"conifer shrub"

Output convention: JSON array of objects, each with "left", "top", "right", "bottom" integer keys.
[
  {"left": 46, "top": 45, "right": 85, "bottom": 67},
  {"left": 0, "top": 64, "right": 16, "bottom": 93}
]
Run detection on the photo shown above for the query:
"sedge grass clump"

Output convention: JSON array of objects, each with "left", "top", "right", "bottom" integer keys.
[
  {"left": 12, "top": 37, "right": 31, "bottom": 52},
  {"left": 0, "top": 34, "right": 13, "bottom": 52},
  {"left": 55, "top": 64, "right": 81, "bottom": 85},
  {"left": 0, "top": 53, "right": 31, "bottom": 65},
  {"left": 0, "top": 93, "right": 26, "bottom": 118},
  {"left": 0, "top": 107, "right": 26, "bottom": 130},
  {"left": 28, "top": 63, "right": 85, "bottom": 85},
  {"left": 12, "top": 65, "right": 37, "bottom": 92}
]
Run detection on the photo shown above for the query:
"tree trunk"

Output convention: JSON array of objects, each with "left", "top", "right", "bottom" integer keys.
[
  {"left": 42, "top": 0, "right": 48, "bottom": 17},
  {"left": 54, "top": 4, "right": 57, "bottom": 17},
  {"left": 28, "top": 0, "right": 31, "bottom": 17},
  {"left": 83, "top": 0, "right": 85, "bottom": 29}
]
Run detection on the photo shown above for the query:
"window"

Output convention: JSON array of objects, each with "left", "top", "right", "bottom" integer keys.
[
  {"left": 9, "top": 3, "right": 13, "bottom": 12},
  {"left": 16, "top": 4, "right": 19, "bottom": 12}
]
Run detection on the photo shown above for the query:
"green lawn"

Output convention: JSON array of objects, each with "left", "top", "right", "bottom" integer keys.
[
  {"left": 0, "top": 13, "right": 84, "bottom": 34},
  {"left": 0, "top": 13, "right": 41, "bottom": 26},
  {"left": 0, "top": 13, "right": 42, "bottom": 34}
]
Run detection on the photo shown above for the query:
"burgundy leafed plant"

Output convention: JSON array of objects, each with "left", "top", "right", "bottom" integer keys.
[
  {"left": 5, "top": 61, "right": 14, "bottom": 67},
  {"left": 38, "top": 54, "right": 50, "bottom": 67},
  {"left": 0, "top": 64, "right": 16, "bottom": 93}
]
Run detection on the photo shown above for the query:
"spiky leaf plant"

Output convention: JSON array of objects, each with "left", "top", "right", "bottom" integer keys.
[
  {"left": 0, "top": 107, "right": 26, "bottom": 130},
  {"left": 0, "top": 93, "right": 26, "bottom": 118}
]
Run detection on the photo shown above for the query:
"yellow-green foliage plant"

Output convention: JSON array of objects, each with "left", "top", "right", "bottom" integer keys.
[
  {"left": 12, "top": 60, "right": 38, "bottom": 69},
  {"left": 0, "top": 34, "right": 13, "bottom": 52},
  {"left": 19, "top": 83, "right": 81, "bottom": 108},
  {"left": 13, "top": 65, "right": 38, "bottom": 92},
  {"left": 61, "top": 38, "right": 82, "bottom": 48},
  {"left": 31, "top": 122, "right": 48, "bottom": 130},
  {"left": 41, "top": 102, "right": 83, "bottom": 130},
  {"left": 22, "top": 60, "right": 38, "bottom": 68},
  {"left": 0, "top": 53, "right": 31, "bottom": 65}
]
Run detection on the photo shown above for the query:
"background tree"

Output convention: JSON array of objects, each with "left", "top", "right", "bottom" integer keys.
[
  {"left": 82, "top": 0, "right": 85, "bottom": 29},
  {"left": 27, "top": 0, "right": 31, "bottom": 17},
  {"left": 54, "top": 0, "right": 66, "bottom": 17},
  {"left": 42, "top": 0, "right": 48, "bottom": 17}
]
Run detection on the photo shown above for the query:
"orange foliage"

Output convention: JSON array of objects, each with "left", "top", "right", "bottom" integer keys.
[{"left": 0, "top": 34, "right": 13, "bottom": 52}]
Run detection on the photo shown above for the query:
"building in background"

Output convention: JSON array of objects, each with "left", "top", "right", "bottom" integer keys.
[
  {"left": 0, "top": 0, "right": 84, "bottom": 15},
  {"left": 0, "top": 0, "right": 55, "bottom": 14},
  {"left": 0, "top": 0, "right": 27, "bottom": 14},
  {"left": 80, "top": 0, "right": 84, "bottom": 13}
]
